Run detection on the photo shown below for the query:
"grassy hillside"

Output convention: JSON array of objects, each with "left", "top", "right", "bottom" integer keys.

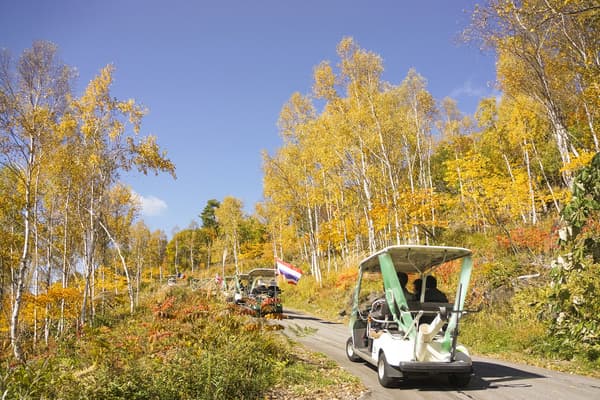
[{"left": 0, "top": 284, "right": 363, "bottom": 399}]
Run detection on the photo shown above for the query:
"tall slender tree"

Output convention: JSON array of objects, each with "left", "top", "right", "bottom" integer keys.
[
  {"left": 0, "top": 41, "right": 74, "bottom": 361},
  {"left": 215, "top": 197, "right": 244, "bottom": 273},
  {"left": 200, "top": 199, "right": 220, "bottom": 268}
]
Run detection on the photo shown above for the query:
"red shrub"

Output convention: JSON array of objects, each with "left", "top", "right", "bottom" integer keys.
[{"left": 496, "top": 225, "right": 557, "bottom": 254}]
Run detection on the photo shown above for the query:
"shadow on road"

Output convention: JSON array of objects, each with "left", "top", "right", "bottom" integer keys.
[
  {"left": 284, "top": 310, "right": 342, "bottom": 325},
  {"left": 362, "top": 359, "right": 545, "bottom": 392},
  {"left": 469, "top": 360, "right": 545, "bottom": 390}
]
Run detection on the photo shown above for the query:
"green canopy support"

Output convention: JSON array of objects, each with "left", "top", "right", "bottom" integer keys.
[
  {"left": 442, "top": 255, "right": 473, "bottom": 352},
  {"left": 378, "top": 252, "right": 414, "bottom": 335}
]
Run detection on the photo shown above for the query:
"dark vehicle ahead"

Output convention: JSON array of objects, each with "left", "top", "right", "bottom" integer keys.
[{"left": 235, "top": 268, "right": 282, "bottom": 318}]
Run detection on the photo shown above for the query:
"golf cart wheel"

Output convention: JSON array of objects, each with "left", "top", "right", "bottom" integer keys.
[
  {"left": 345, "top": 337, "right": 362, "bottom": 362},
  {"left": 377, "top": 352, "right": 395, "bottom": 388},
  {"left": 448, "top": 373, "right": 471, "bottom": 387}
]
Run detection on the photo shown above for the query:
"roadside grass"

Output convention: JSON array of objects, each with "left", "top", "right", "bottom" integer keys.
[
  {"left": 286, "top": 323, "right": 319, "bottom": 337},
  {"left": 269, "top": 343, "right": 365, "bottom": 399},
  {"left": 461, "top": 308, "right": 600, "bottom": 378},
  {"left": 0, "top": 285, "right": 365, "bottom": 399},
  {"left": 460, "top": 310, "right": 544, "bottom": 355}
]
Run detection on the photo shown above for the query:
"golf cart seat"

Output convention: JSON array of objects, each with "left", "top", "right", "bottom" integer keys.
[
  {"left": 370, "top": 298, "right": 391, "bottom": 320},
  {"left": 267, "top": 285, "right": 281, "bottom": 297},
  {"left": 407, "top": 301, "right": 454, "bottom": 325},
  {"left": 369, "top": 299, "right": 400, "bottom": 331},
  {"left": 252, "top": 285, "right": 268, "bottom": 295}
]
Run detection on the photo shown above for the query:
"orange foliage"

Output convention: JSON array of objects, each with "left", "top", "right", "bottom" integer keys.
[
  {"left": 148, "top": 329, "right": 173, "bottom": 343},
  {"left": 152, "top": 296, "right": 176, "bottom": 319},
  {"left": 580, "top": 217, "right": 600, "bottom": 237},
  {"left": 496, "top": 225, "right": 558, "bottom": 254},
  {"left": 243, "top": 322, "right": 261, "bottom": 332},
  {"left": 175, "top": 303, "right": 210, "bottom": 322},
  {"left": 335, "top": 269, "right": 358, "bottom": 290},
  {"left": 434, "top": 259, "right": 461, "bottom": 285},
  {"left": 15, "top": 285, "right": 83, "bottom": 330}
]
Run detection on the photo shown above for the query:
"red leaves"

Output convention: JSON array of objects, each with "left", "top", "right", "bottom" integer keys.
[
  {"left": 152, "top": 296, "right": 176, "bottom": 319},
  {"left": 335, "top": 270, "right": 358, "bottom": 290},
  {"left": 496, "top": 225, "right": 557, "bottom": 254}
]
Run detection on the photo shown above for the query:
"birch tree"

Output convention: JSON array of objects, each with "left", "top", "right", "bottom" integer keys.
[
  {"left": 468, "top": 0, "right": 600, "bottom": 186},
  {"left": 0, "top": 41, "right": 73, "bottom": 361},
  {"left": 69, "top": 65, "right": 175, "bottom": 323},
  {"left": 129, "top": 220, "right": 151, "bottom": 305},
  {"left": 215, "top": 196, "right": 244, "bottom": 273}
]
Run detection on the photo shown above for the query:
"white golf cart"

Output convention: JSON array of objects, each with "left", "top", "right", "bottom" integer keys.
[{"left": 345, "top": 245, "right": 474, "bottom": 387}]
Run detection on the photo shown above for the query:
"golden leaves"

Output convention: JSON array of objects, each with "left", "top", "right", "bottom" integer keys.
[
  {"left": 265, "top": 37, "right": 449, "bottom": 251},
  {"left": 131, "top": 135, "right": 176, "bottom": 177},
  {"left": 313, "top": 61, "right": 337, "bottom": 101}
]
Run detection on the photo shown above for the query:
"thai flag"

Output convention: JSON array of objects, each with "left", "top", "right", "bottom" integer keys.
[{"left": 276, "top": 258, "right": 303, "bottom": 285}]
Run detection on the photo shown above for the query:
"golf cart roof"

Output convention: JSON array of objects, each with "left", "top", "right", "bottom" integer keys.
[
  {"left": 247, "top": 268, "right": 277, "bottom": 279},
  {"left": 359, "top": 245, "right": 472, "bottom": 274}
]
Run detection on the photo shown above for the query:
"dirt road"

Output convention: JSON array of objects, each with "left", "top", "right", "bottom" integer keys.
[{"left": 279, "top": 310, "right": 600, "bottom": 400}]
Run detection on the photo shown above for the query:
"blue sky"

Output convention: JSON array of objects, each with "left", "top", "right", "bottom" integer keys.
[{"left": 1, "top": 0, "right": 497, "bottom": 236}]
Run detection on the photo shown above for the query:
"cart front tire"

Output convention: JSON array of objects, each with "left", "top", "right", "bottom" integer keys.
[
  {"left": 346, "top": 337, "right": 362, "bottom": 362},
  {"left": 377, "top": 352, "right": 396, "bottom": 388}
]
